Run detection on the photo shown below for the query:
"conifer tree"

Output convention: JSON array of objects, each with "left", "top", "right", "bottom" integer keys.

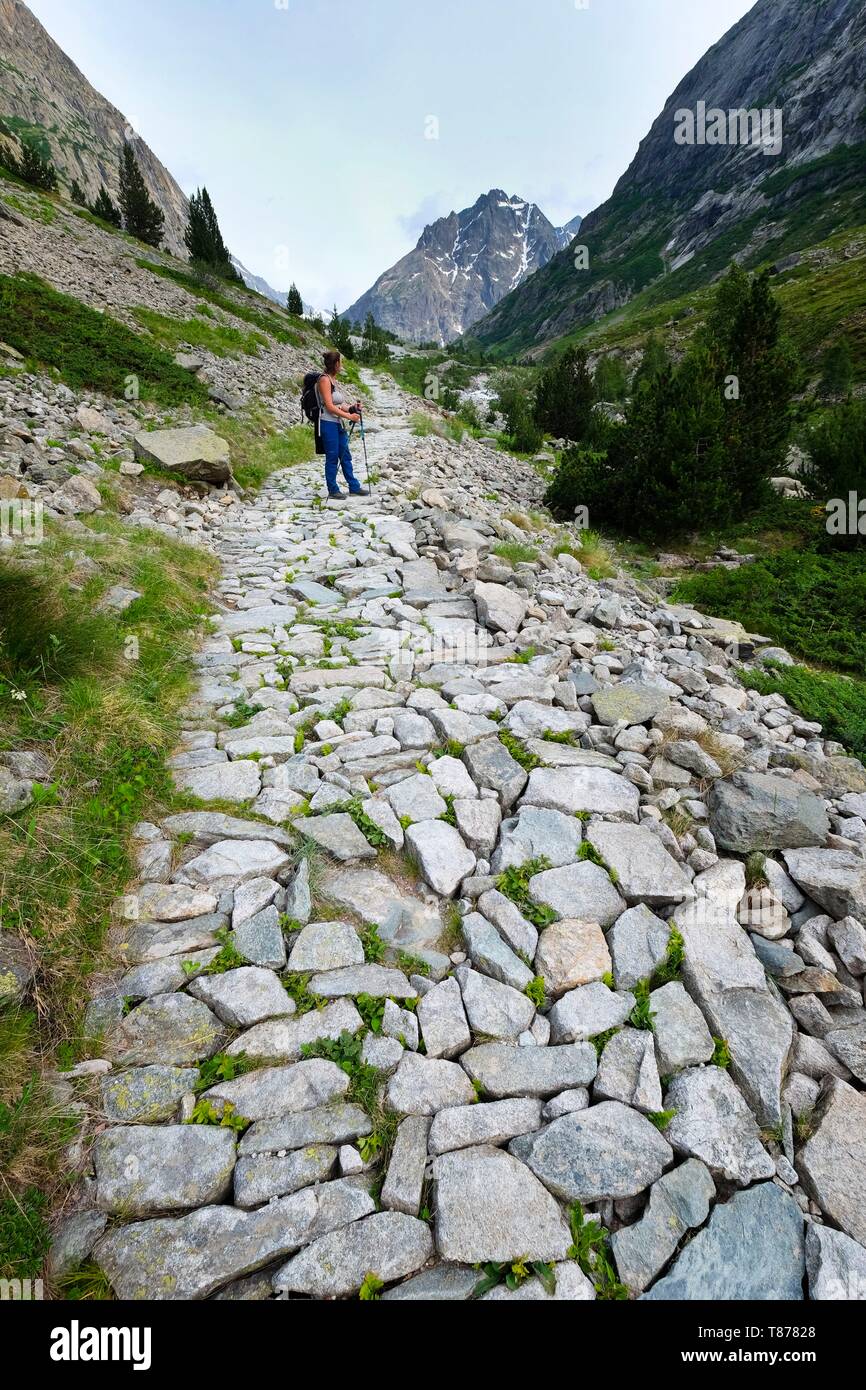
[
  {"left": 69, "top": 178, "right": 87, "bottom": 206},
  {"left": 533, "top": 346, "right": 595, "bottom": 441},
  {"left": 118, "top": 141, "right": 164, "bottom": 247},
  {"left": 631, "top": 331, "right": 669, "bottom": 393},
  {"left": 287, "top": 283, "right": 304, "bottom": 316},
  {"left": 329, "top": 306, "right": 355, "bottom": 358},
  {"left": 13, "top": 138, "right": 58, "bottom": 192},
  {"left": 184, "top": 186, "right": 237, "bottom": 278},
  {"left": 705, "top": 265, "right": 800, "bottom": 507},
  {"left": 90, "top": 186, "right": 122, "bottom": 227}
]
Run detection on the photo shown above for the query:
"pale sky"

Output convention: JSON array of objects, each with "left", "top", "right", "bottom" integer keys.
[{"left": 26, "top": 0, "right": 756, "bottom": 311}]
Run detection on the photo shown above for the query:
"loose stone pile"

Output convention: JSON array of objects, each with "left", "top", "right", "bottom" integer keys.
[{"left": 40, "top": 373, "right": 866, "bottom": 1300}]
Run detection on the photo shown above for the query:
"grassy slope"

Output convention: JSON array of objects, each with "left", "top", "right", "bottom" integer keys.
[
  {"left": 0, "top": 521, "right": 216, "bottom": 1283},
  {"left": 467, "top": 142, "right": 866, "bottom": 365},
  {"left": 559, "top": 222, "right": 866, "bottom": 384}
]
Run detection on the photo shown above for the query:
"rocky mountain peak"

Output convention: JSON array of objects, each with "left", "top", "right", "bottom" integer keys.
[{"left": 344, "top": 188, "right": 578, "bottom": 345}]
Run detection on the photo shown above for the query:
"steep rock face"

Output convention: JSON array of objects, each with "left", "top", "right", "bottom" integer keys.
[
  {"left": 471, "top": 0, "right": 866, "bottom": 356},
  {"left": 344, "top": 190, "right": 575, "bottom": 344},
  {"left": 0, "top": 0, "right": 188, "bottom": 253}
]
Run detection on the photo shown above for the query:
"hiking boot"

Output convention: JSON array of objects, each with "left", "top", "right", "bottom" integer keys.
[
  {"left": 349, "top": 487, "right": 370, "bottom": 497},
  {"left": 327, "top": 489, "right": 347, "bottom": 499}
]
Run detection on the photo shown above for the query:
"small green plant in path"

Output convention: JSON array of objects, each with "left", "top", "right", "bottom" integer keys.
[
  {"left": 647, "top": 1108, "right": 677, "bottom": 1131},
  {"left": 356, "top": 993, "right": 386, "bottom": 1033},
  {"left": 498, "top": 729, "right": 541, "bottom": 771},
  {"left": 187, "top": 1098, "right": 249, "bottom": 1133},
  {"left": 524, "top": 976, "right": 547, "bottom": 1007},
  {"left": 300, "top": 1030, "right": 381, "bottom": 1113},
  {"left": 495, "top": 857, "right": 558, "bottom": 930},
  {"left": 651, "top": 927, "right": 685, "bottom": 986},
  {"left": 590, "top": 1027, "right": 619, "bottom": 1057},
  {"left": 336, "top": 795, "right": 389, "bottom": 848},
  {"left": 472, "top": 1258, "right": 556, "bottom": 1298},
  {"left": 360, "top": 924, "right": 386, "bottom": 963},
  {"left": 628, "top": 979, "right": 656, "bottom": 1031},
  {"left": 202, "top": 928, "right": 246, "bottom": 975},
  {"left": 577, "top": 839, "right": 619, "bottom": 882},
  {"left": 194, "top": 1052, "right": 260, "bottom": 1093},
  {"left": 566, "top": 1202, "right": 628, "bottom": 1300},
  {"left": 712, "top": 1036, "right": 732, "bottom": 1069},
  {"left": 359, "top": 1272, "right": 384, "bottom": 1301},
  {"left": 283, "top": 972, "right": 325, "bottom": 1015}
]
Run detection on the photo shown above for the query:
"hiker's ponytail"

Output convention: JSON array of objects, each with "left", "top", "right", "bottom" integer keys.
[{"left": 323, "top": 350, "right": 341, "bottom": 374}]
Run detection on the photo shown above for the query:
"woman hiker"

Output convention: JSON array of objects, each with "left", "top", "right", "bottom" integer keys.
[{"left": 316, "top": 350, "right": 370, "bottom": 498}]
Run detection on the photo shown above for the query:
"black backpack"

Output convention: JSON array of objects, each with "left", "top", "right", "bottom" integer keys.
[{"left": 301, "top": 371, "right": 326, "bottom": 454}]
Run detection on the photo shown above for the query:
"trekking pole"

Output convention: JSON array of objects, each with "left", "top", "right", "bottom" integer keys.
[{"left": 357, "top": 406, "right": 373, "bottom": 495}]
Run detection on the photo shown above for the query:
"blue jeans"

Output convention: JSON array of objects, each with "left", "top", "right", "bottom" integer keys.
[{"left": 320, "top": 421, "right": 362, "bottom": 494}]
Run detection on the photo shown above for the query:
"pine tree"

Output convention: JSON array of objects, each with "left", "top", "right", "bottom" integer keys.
[
  {"left": 69, "top": 178, "right": 87, "bottom": 206},
  {"left": 631, "top": 331, "right": 669, "bottom": 393},
  {"left": 329, "top": 306, "right": 354, "bottom": 358},
  {"left": 184, "top": 186, "right": 237, "bottom": 278},
  {"left": 89, "top": 186, "right": 122, "bottom": 227},
  {"left": 533, "top": 346, "right": 596, "bottom": 441},
  {"left": 118, "top": 141, "right": 165, "bottom": 247},
  {"left": 13, "top": 138, "right": 58, "bottom": 192},
  {"left": 594, "top": 354, "right": 628, "bottom": 401},
  {"left": 705, "top": 265, "right": 800, "bottom": 508},
  {"left": 287, "top": 283, "right": 304, "bottom": 316}
]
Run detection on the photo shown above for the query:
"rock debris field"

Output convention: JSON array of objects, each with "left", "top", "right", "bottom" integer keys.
[{"left": 36, "top": 374, "right": 866, "bottom": 1302}]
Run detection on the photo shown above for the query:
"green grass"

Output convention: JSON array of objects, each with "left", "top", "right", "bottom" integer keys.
[
  {"left": 134, "top": 258, "right": 305, "bottom": 347},
  {"left": 409, "top": 410, "right": 464, "bottom": 443},
  {"left": 673, "top": 546, "right": 866, "bottom": 675},
  {"left": 3, "top": 191, "right": 56, "bottom": 225},
  {"left": 492, "top": 541, "right": 539, "bottom": 566},
  {"left": 498, "top": 729, "right": 541, "bottom": 771},
  {"left": 0, "top": 273, "right": 210, "bottom": 405},
  {"left": 0, "top": 518, "right": 216, "bottom": 1277},
  {"left": 132, "top": 305, "right": 269, "bottom": 358},
  {"left": 204, "top": 406, "right": 314, "bottom": 490},
  {"left": 741, "top": 662, "right": 866, "bottom": 764},
  {"left": 494, "top": 857, "right": 558, "bottom": 930}
]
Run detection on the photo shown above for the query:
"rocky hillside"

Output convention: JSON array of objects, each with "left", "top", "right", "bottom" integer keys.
[
  {"left": 470, "top": 0, "right": 866, "bottom": 357},
  {"left": 0, "top": 0, "right": 189, "bottom": 253},
  {"left": 344, "top": 190, "right": 577, "bottom": 345}
]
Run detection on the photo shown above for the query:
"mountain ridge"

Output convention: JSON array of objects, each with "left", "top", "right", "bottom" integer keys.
[
  {"left": 0, "top": 0, "right": 190, "bottom": 254},
  {"left": 344, "top": 189, "right": 580, "bottom": 344},
  {"left": 467, "top": 0, "right": 866, "bottom": 358}
]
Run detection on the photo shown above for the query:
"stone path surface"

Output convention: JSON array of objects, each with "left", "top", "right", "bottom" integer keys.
[{"left": 62, "top": 371, "right": 866, "bottom": 1300}]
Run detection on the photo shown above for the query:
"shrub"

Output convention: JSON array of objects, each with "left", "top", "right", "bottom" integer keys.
[
  {"left": 741, "top": 663, "right": 866, "bottom": 764},
  {"left": 593, "top": 353, "right": 628, "bottom": 401},
  {"left": 801, "top": 399, "right": 866, "bottom": 538},
  {"left": 819, "top": 337, "right": 853, "bottom": 398},
  {"left": 4, "top": 137, "right": 58, "bottom": 192},
  {"left": 534, "top": 346, "right": 596, "bottom": 442},
  {"left": 543, "top": 268, "right": 799, "bottom": 541}
]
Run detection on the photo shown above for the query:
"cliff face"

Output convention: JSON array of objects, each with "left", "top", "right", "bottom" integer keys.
[
  {"left": 470, "top": 0, "right": 866, "bottom": 356},
  {"left": 344, "top": 190, "right": 571, "bottom": 345},
  {"left": 0, "top": 0, "right": 189, "bottom": 253}
]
